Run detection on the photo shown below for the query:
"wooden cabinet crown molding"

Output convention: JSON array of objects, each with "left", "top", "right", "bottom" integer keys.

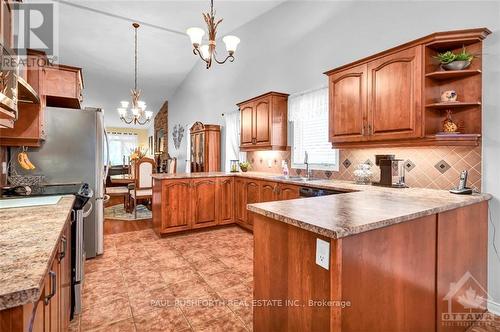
[{"left": 323, "top": 28, "right": 491, "bottom": 75}]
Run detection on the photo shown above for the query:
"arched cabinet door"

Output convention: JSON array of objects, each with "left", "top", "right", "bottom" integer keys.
[
  {"left": 367, "top": 46, "right": 422, "bottom": 140},
  {"left": 245, "top": 180, "right": 260, "bottom": 226},
  {"left": 259, "top": 181, "right": 277, "bottom": 202},
  {"left": 217, "top": 177, "right": 234, "bottom": 225},
  {"left": 329, "top": 63, "right": 368, "bottom": 143},
  {"left": 162, "top": 180, "right": 191, "bottom": 233},
  {"left": 191, "top": 178, "right": 218, "bottom": 228},
  {"left": 234, "top": 178, "right": 247, "bottom": 223},
  {"left": 240, "top": 104, "right": 254, "bottom": 147},
  {"left": 254, "top": 98, "right": 271, "bottom": 145}
]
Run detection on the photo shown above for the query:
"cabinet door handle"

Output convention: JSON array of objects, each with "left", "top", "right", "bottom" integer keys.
[
  {"left": 44, "top": 271, "right": 57, "bottom": 305},
  {"left": 368, "top": 125, "right": 372, "bottom": 135},
  {"left": 59, "top": 236, "right": 67, "bottom": 261}
]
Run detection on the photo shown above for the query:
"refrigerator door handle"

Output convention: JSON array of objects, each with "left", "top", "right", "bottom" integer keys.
[
  {"left": 82, "top": 202, "right": 93, "bottom": 218},
  {"left": 103, "top": 129, "right": 111, "bottom": 181}
]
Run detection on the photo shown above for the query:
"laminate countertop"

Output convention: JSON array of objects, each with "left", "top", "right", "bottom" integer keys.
[
  {"left": 153, "top": 171, "right": 492, "bottom": 239},
  {"left": 0, "top": 195, "right": 74, "bottom": 310},
  {"left": 248, "top": 187, "right": 491, "bottom": 239}
]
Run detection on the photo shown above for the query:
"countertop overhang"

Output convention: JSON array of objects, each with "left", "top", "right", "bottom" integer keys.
[{"left": 0, "top": 195, "right": 74, "bottom": 310}]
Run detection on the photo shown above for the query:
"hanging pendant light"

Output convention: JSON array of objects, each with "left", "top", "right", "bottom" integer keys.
[
  {"left": 186, "top": 0, "right": 240, "bottom": 69},
  {"left": 118, "top": 23, "right": 152, "bottom": 125}
]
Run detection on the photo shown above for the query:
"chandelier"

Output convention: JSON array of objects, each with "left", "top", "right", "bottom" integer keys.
[
  {"left": 118, "top": 23, "right": 152, "bottom": 125},
  {"left": 186, "top": 0, "right": 240, "bottom": 69}
]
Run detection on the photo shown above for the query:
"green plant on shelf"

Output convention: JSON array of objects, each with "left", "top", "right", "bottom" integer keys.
[{"left": 435, "top": 46, "right": 474, "bottom": 64}]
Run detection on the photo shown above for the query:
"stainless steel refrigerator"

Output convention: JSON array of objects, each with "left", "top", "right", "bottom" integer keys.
[{"left": 14, "top": 107, "right": 108, "bottom": 258}]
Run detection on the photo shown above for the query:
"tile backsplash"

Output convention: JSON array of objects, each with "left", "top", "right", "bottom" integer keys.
[{"left": 246, "top": 146, "right": 482, "bottom": 191}]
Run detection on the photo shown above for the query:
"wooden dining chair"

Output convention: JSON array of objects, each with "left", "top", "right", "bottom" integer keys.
[{"left": 130, "top": 157, "right": 156, "bottom": 218}]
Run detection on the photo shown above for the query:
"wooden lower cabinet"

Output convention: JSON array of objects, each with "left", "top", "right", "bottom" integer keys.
[
  {"left": 277, "top": 184, "right": 300, "bottom": 200},
  {"left": 192, "top": 178, "right": 218, "bottom": 228},
  {"left": 161, "top": 180, "right": 192, "bottom": 233},
  {"left": 218, "top": 177, "right": 234, "bottom": 225},
  {"left": 245, "top": 180, "right": 260, "bottom": 227},
  {"left": 0, "top": 220, "right": 71, "bottom": 332},
  {"left": 253, "top": 202, "right": 488, "bottom": 331},
  {"left": 152, "top": 176, "right": 303, "bottom": 235},
  {"left": 235, "top": 178, "right": 247, "bottom": 224},
  {"left": 260, "top": 181, "right": 278, "bottom": 202}
]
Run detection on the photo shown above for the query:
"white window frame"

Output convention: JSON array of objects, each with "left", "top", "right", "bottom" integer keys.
[
  {"left": 289, "top": 87, "right": 339, "bottom": 172},
  {"left": 107, "top": 131, "right": 139, "bottom": 166}
]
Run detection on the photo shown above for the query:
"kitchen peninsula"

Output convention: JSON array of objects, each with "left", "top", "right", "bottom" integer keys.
[{"left": 152, "top": 172, "right": 491, "bottom": 331}]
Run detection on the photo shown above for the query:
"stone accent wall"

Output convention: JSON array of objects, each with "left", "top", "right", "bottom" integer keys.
[
  {"left": 154, "top": 101, "right": 168, "bottom": 159},
  {"left": 246, "top": 146, "right": 482, "bottom": 191}
]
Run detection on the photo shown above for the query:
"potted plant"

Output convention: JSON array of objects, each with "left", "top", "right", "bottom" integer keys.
[
  {"left": 239, "top": 161, "right": 251, "bottom": 172},
  {"left": 435, "top": 46, "right": 474, "bottom": 71}
]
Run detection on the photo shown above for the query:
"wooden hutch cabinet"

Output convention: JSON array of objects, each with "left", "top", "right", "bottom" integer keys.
[
  {"left": 190, "top": 122, "right": 221, "bottom": 172},
  {"left": 237, "top": 91, "right": 289, "bottom": 151},
  {"left": 324, "top": 28, "right": 490, "bottom": 148}
]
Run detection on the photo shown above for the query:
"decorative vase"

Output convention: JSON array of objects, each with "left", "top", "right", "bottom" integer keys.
[
  {"left": 442, "top": 60, "right": 471, "bottom": 71},
  {"left": 353, "top": 163, "right": 373, "bottom": 185},
  {"left": 442, "top": 110, "right": 459, "bottom": 134},
  {"left": 440, "top": 90, "right": 458, "bottom": 102}
]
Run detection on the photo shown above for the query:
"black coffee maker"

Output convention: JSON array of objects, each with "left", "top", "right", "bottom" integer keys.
[{"left": 373, "top": 154, "right": 408, "bottom": 188}]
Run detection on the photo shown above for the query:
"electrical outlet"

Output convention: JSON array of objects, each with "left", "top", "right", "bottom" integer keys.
[{"left": 315, "top": 238, "right": 330, "bottom": 270}]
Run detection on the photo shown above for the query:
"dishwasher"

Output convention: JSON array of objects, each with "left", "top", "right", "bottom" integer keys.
[{"left": 299, "top": 186, "right": 345, "bottom": 197}]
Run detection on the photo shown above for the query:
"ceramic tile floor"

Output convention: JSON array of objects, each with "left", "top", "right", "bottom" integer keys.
[{"left": 69, "top": 226, "right": 254, "bottom": 332}]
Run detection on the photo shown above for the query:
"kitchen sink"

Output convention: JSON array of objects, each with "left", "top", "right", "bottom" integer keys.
[
  {"left": 0, "top": 195, "right": 62, "bottom": 209},
  {"left": 271, "top": 176, "right": 323, "bottom": 182}
]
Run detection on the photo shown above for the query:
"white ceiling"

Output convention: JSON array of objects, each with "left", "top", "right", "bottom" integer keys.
[{"left": 47, "top": 0, "right": 284, "bottom": 128}]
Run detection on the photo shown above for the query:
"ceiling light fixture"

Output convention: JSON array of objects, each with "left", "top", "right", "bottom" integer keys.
[
  {"left": 118, "top": 23, "right": 152, "bottom": 125},
  {"left": 186, "top": 0, "right": 240, "bottom": 69}
]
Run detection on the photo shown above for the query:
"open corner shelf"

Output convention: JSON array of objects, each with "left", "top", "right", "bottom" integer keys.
[
  {"left": 425, "top": 69, "right": 481, "bottom": 81},
  {"left": 425, "top": 101, "right": 481, "bottom": 110}
]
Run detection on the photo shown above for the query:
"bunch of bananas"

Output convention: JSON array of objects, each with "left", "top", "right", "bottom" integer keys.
[{"left": 18, "top": 151, "right": 36, "bottom": 170}]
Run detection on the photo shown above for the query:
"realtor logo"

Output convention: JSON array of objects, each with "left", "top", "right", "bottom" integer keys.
[
  {"left": 9, "top": 2, "right": 58, "bottom": 55},
  {"left": 441, "top": 271, "right": 493, "bottom": 327}
]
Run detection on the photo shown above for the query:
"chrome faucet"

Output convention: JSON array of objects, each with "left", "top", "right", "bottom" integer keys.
[{"left": 304, "top": 151, "right": 312, "bottom": 180}]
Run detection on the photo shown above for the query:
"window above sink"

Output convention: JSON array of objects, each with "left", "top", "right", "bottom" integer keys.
[{"left": 289, "top": 87, "right": 339, "bottom": 171}]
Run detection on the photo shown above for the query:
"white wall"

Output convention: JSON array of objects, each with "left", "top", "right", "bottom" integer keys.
[{"left": 168, "top": 1, "right": 500, "bottom": 312}]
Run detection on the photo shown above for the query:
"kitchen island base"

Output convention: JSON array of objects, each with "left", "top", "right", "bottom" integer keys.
[{"left": 252, "top": 201, "right": 488, "bottom": 332}]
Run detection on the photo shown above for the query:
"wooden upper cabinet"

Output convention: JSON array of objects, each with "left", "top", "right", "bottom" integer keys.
[
  {"left": 254, "top": 98, "right": 270, "bottom": 145},
  {"left": 367, "top": 46, "right": 422, "bottom": 140},
  {"left": 191, "top": 178, "right": 218, "bottom": 228},
  {"left": 0, "top": 50, "right": 47, "bottom": 146},
  {"left": 240, "top": 104, "right": 254, "bottom": 146},
  {"left": 325, "top": 28, "right": 489, "bottom": 147},
  {"left": 43, "top": 65, "right": 83, "bottom": 109},
  {"left": 238, "top": 92, "right": 289, "bottom": 151},
  {"left": 329, "top": 64, "right": 367, "bottom": 143},
  {"left": 162, "top": 180, "right": 191, "bottom": 232},
  {"left": 218, "top": 177, "right": 234, "bottom": 225}
]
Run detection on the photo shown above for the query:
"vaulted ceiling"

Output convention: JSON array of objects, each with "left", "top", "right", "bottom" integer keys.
[{"left": 49, "top": 0, "right": 283, "bottom": 128}]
